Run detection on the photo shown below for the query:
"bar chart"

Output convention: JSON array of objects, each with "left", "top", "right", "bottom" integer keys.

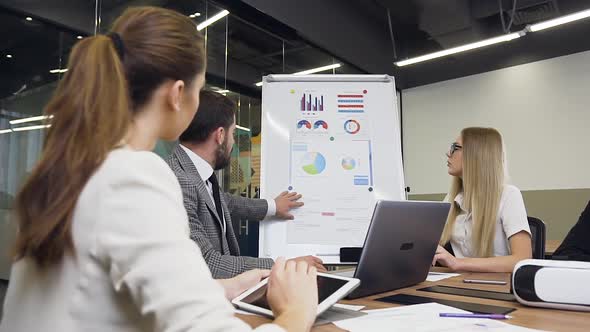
[{"left": 300, "top": 93, "right": 325, "bottom": 112}]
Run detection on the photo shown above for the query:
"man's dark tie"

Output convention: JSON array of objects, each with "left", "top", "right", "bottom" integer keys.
[{"left": 208, "top": 173, "right": 224, "bottom": 222}]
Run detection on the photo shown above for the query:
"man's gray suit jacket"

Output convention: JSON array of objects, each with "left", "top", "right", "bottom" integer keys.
[{"left": 166, "top": 145, "right": 274, "bottom": 278}]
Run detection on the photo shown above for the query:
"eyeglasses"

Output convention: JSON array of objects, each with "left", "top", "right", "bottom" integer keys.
[{"left": 449, "top": 142, "right": 462, "bottom": 156}]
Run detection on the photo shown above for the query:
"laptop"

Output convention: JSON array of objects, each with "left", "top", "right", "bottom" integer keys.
[{"left": 334, "top": 200, "right": 450, "bottom": 299}]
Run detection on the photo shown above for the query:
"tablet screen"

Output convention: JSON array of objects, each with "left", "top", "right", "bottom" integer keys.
[{"left": 240, "top": 275, "right": 349, "bottom": 310}]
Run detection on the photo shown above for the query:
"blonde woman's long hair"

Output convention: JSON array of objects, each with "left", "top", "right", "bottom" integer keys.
[{"left": 439, "top": 127, "right": 506, "bottom": 257}]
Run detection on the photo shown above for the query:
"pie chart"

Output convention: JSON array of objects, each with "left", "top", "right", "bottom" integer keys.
[
  {"left": 301, "top": 152, "right": 326, "bottom": 175},
  {"left": 341, "top": 157, "right": 356, "bottom": 170}
]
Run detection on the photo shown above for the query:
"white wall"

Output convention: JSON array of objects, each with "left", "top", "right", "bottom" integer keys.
[{"left": 402, "top": 50, "right": 590, "bottom": 195}]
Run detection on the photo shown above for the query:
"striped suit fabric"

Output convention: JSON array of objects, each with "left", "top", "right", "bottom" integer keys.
[{"left": 166, "top": 145, "right": 274, "bottom": 278}]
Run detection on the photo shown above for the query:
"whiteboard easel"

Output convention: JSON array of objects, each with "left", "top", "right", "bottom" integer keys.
[{"left": 259, "top": 74, "right": 405, "bottom": 264}]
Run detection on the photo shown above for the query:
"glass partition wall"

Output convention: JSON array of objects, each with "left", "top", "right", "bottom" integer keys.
[
  {"left": 0, "top": 1, "right": 363, "bottom": 271},
  {"left": 0, "top": 6, "right": 85, "bottom": 279}
]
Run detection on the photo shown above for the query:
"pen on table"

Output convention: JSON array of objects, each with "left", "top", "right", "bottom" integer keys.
[
  {"left": 439, "top": 313, "right": 512, "bottom": 319},
  {"left": 463, "top": 278, "right": 507, "bottom": 285}
]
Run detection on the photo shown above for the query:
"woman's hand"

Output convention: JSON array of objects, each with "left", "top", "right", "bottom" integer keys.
[
  {"left": 433, "top": 245, "right": 462, "bottom": 271},
  {"left": 267, "top": 257, "right": 318, "bottom": 332},
  {"left": 219, "top": 269, "right": 270, "bottom": 300}
]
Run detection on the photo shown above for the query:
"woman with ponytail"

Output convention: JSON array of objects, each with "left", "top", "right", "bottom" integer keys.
[
  {"left": 433, "top": 127, "right": 532, "bottom": 273},
  {"left": 1, "top": 7, "right": 317, "bottom": 332}
]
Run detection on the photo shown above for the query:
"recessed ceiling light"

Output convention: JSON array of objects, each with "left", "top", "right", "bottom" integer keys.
[
  {"left": 236, "top": 125, "right": 251, "bottom": 132},
  {"left": 9, "top": 115, "right": 53, "bottom": 125},
  {"left": 12, "top": 124, "right": 51, "bottom": 132},
  {"left": 197, "top": 10, "right": 229, "bottom": 31},
  {"left": 394, "top": 32, "right": 522, "bottom": 67},
  {"left": 254, "top": 63, "right": 342, "bottom": 86},
  {"left": 77, "top": 35, "right": 83, "bottom": 40},
  {"left": 6, "top": 54, "right": 12, "bottom": 58},
  {"left": 25, "top": 17, "right": 32, "bottom": 21},
  {"left": 189, "top": 12, "right": 201, "bottom": 18},
  {"left": 529, "top": 8, "right": 590, "bottom": 32}
]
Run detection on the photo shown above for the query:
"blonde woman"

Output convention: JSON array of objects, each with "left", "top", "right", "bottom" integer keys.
[{"left": 433, "top": 127, "right": 532, "bottom": 273}]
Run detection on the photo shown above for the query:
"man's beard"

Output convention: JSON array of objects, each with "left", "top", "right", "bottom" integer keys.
[{"left": 214, "top": 140, "right": 232, "bottom": 170}]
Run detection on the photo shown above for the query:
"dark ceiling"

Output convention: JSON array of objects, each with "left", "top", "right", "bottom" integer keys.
[
  {"left": 0, "top": 10, "right": 77, "bottom": 102},
  {"left": 230, "top": 0, "right": 590, "bottom": 88},
  {"left": 383, "top": 0, "right": 590, "bottom": 87},
  {"left": 2, "top": 0, "right": 590, "bottom": 104},
  {"left": 0, "top": 0, "right": 358, "bottom": 104}
]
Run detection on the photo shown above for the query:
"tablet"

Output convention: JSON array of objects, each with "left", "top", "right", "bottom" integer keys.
[{"left": 232, "top": 272, "right": 360, "bottom": 317}]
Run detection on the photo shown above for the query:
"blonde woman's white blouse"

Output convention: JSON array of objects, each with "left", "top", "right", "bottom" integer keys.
[{"left": 449, "top": 185, "right": 531, "bottom": 258}]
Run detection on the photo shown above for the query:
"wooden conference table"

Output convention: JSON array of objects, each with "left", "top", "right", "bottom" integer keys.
[{"left": 237, "top": 268, "right": 589, "bottom": 331}]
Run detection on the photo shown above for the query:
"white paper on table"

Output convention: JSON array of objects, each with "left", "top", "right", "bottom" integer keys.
[
  {"left": 360, "top": 302, "right": 468, "bottom": 316},
  {"left": 332, "top": 303, "right": 365, "bottom": 311},
  {"left": 234, "top": 303, "right": 365, "bottom": 322},
  {"left": 426, "top": 272, "right": 461, "bottom": 282},
  {"left": 335, "top": 303, "right": 547, "bottom": 332},
  {"left": 315, "top": 306, "right": 367, "bottom": 326}
]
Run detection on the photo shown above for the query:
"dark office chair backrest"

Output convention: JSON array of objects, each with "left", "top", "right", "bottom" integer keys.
[{"left": 527, "top": 216, "right": 546, "bottom": 259}]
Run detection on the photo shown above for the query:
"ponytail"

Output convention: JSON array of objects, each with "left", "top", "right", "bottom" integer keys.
[
  {"left": 12, "top": 35, "right": 130, "bottom": 266},
  {"left": 12, "top": 6, "right": 206, "bottom": 267}
]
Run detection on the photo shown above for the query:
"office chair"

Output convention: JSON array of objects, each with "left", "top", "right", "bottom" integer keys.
[{"left": 528, "top": 216, "right": 546, "bottom": 259}]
